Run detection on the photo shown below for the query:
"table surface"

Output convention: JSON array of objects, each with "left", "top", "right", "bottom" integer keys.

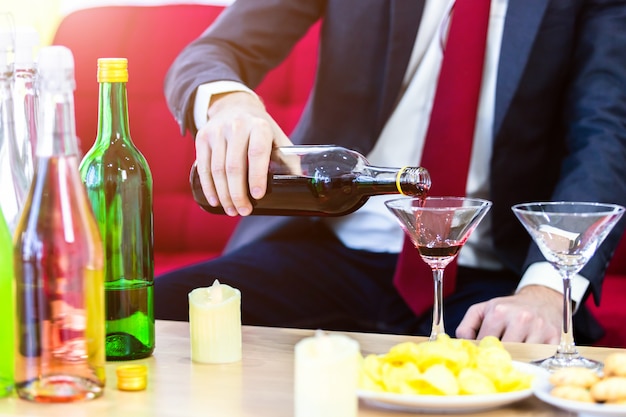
[{"left": 0, "top": 320, "right": 623, "bottom": 416}]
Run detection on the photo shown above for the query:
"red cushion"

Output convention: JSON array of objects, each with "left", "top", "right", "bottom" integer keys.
[{"left": 154, "top": 252, "right": 221, "bottom": 276}]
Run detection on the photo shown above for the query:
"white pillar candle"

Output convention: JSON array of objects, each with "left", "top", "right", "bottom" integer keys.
[
  {"left": 188, "top": 280, "right": 242, "bottom": 363},
  {"left": 294, "top": 330, "right": 360, "bottom": 417}
]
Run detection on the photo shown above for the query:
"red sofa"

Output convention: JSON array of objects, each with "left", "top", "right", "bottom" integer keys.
[{"left": 52, "top": 4, "right": 626, "bottom": 347}]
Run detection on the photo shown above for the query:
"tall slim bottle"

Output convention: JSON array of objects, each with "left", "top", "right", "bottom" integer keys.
[
  {"left": 0, "top": 27, "right": 28, "bottom": 232},
  {"left": 0, "top": 207, "right": 14, "bottom": 398},
  {"left": 80, "top": 58, "right": 154, "bottom": 360},
  {"left": 12, "top": 26, "right": 40, "bottom": 185},
  {"left": 13, "top": 45, "right": 105, "bottom": 402}
]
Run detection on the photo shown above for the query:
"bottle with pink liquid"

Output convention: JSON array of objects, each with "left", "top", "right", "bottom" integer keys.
[{"left": 13, "top": 45, "right": 106, "bottom": 403}]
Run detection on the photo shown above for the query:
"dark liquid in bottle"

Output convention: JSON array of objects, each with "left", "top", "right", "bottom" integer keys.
[{"left": 191, "top": 169, "right": 427, "bottom": 217}]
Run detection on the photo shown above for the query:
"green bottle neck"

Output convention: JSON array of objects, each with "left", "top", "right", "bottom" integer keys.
[{"left": 95, "top": 82, "right": 133, "bottom": 146}]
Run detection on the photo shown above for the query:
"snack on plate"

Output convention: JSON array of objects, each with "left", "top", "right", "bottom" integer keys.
[
  {"left": 549, "top": 353, "right": 626, "bottom": 404},
  {"left": 590, "top": 377, "right": 626, "bottom": 403},
  {"left": 549, "top": 367, "right": 600, "bottom": 388},
  {"left": 358, "top": 334, "right": 534, "bottom": 396},
  {"left": 550, "top": 385, "right": 595, "bottom": 403},
  {"left": 604, "top": 352, "right": 626, "bottom": 377}
]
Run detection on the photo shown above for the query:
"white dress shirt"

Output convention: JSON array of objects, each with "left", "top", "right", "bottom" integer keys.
[{"left": 193, "top": 0, "right": 590, "bottom": 306}]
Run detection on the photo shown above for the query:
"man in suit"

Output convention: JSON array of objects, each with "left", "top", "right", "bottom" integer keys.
[{"left": 158, "top": 0, "right": 626, "bottom": 344}]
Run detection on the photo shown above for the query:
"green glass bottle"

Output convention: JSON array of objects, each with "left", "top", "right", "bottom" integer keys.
[
  {"left": 80, "top": 58, "right": 154, "bottom": 360},
  {"left": 0, "top": 206, "right": 14, "bottom": 398}
]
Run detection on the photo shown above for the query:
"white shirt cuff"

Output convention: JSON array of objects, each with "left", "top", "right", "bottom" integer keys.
[
  {"left": 193, "top": 81, "right": 257, "bottom": 130},
  {"left": 516, "top": 262, "right": 590, "bottom": 312}
]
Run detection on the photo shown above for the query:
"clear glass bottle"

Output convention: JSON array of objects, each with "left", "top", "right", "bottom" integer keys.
[
  {"left": 13, "top": 45, "right": 106, "bottom": 402},
  {"left": 0, "top": 206, "right": 14, "bottom": 398},
  {"left": 80, "top": 58, "right": 154, "bottom": 360},
  {"left": 0, "top": 27, "right": 28, "bottom": 232},
  {"left": 190, "top": 145, "right": 431, "bottom": 216},
  {"left": 12, "top": 26, "right": 39, "bottom": 186}
]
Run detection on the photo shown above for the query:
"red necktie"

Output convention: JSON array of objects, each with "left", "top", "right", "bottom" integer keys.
[{"left": 393, "top": 0, "right": 492, "bottom": 317}]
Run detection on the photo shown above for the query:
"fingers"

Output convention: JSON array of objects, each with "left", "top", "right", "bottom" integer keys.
[
  {"left": 498, "top": 309, "right": 551, "bottom": 344},
  {"left": 455, "top": 303, "right": 484, "bottom": 340},
  {"left": 221, "top": 116, "right": 253, "bottom": 216},
  {"left": 195, "top": 91, "right": 289, "bottom": 216},
  {"left": 247, "top": 119, "right": 275, "bottom": 201},
  {"left": 456, "top": 291, "right": 562, "bottom": 344},
  {"left": 195, "top": 127, "right": 218, "bottom": 207}
]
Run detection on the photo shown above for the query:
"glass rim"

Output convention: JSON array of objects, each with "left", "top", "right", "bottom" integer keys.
[
  {"left": 385, "top": 196, "right": 492, "bottom": 208},
  {"left": 512, "top": 201, "right": 625, "bottom": 215}
]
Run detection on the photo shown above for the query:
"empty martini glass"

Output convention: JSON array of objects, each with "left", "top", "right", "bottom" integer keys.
[
  {"left": 512, "top": 201, "right": 624, "bottom": 371},
  {"left": 385, "top": 196, "right": 492, "bottom": 340}
]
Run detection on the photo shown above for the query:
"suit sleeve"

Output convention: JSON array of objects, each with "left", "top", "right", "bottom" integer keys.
[
  {"left": 163, "top": 0, "right": 324, "bottom": 136},
  {"left": 533, "top": 0, "right": 626, "bottom": 304}
]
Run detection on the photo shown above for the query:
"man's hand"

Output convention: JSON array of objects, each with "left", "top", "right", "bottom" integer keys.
[
  {"left": 195, "top": 91, "right": 292, "bottom": 216},
  {"left": 455, "top": 285, "right": 562, "bottom": 344}
]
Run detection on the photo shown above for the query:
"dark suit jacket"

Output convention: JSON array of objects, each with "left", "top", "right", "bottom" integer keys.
[{"left": 165, "top": 0, "right": 626, "bottom": 332}]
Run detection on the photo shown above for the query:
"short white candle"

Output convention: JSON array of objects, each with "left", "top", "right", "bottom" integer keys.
[
  {"left": 188, "top": 280, "right": 242, "bottom": 363},
  {"left": 294, "top": 330, "right": 360, "bottom": 417}
]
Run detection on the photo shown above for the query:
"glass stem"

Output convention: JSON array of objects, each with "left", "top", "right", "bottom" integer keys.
[
  {"left": 556, "top": 276, "right": 578, "bottom": 356},
  {"left": 430, "top": 268, "right": 445, "bottom": 340}
]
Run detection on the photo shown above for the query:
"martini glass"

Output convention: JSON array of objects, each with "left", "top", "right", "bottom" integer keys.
[
  {"left": 385, "top": 196, "right": 492, "bottom": 340},
  {"left": 512, "top": 202, "right": 625, "bottom": 372}
]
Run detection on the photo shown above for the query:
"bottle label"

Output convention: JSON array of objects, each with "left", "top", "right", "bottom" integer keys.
[{"left": 396, "top": 167, "right": 409, "bottom": 195}]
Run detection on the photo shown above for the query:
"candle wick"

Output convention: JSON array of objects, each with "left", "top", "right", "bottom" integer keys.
[
  {"left": 314, "top": 329, "right": 334, "bottom": 356},
  {"left": 210, "top": 279, "right": 224, "bottom": 304}
]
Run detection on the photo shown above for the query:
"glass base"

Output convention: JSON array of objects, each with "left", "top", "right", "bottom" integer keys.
[
  {"left": 16, "top": 374, "right": 104, "bottom": 403},
  {"left": 531, "top": 354, "right": 603, "bottom": 373}
]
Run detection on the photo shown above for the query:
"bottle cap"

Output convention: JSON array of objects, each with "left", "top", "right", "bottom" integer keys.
[
  {"left": 14, "top": 26, "right": 39, "bottom": 67},
  {"left": 37, "top": 45, "right": 75, "bottom": 90},
  {"left": 116, "top": 364, "right": 148, "bottom": 391},
  {"left": 97, "top": 57, "right": 128, "bottom": 83}
]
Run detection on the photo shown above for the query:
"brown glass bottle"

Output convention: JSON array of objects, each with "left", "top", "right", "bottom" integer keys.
[{"left": 191, "top": 145, "right": 431, "bottom": 216}]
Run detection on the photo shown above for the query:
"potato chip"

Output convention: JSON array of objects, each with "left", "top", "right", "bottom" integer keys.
[
  {"left": 357, "top": 335, "right": 533, "bottom": 396},
  {"left": 414, "top": 338, "right": 471, "bottom": 374},
  {"left": 475, "top": 346, "right": 513, "bottom": 382},
  {"left": 381, "top": 361, "right": 421, "bottom": 394},
  {"left": 478, "top": 335, "right": 505, "bottom": 350},
  {"left": 495, "top": 367, "right": 533, "bottom": 393},
  {"left": 383, "top": 341, "right": 421, "bottom": 366},
  {"left": 359, "top": 371, "right": 385, "bottom": 392},
  {"left": 359, "top": 354, "right": 385, "bottom": 392},
  {"left": 410, "top": 364, "right": 459, "bottom": 396},
  {"left": 457, "top": 368, "right": 497, "bottom": 395}
]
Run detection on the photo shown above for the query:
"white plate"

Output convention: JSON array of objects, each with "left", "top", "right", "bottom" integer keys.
[
  {"left": 534, "top": 372, "right": 626, "bottom": 417},
  {"left": 358, "top": 361, "right": 546, "bottom": 414}
]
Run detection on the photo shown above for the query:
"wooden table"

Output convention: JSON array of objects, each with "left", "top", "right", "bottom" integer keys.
[{"left": 0, "top": 320, "right": 622, "bottom": 416}]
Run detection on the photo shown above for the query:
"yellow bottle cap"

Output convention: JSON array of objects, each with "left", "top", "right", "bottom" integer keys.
[
  {"left": 116, "top": 364, "right": 148, "bottom": 391},
  {"left": 97, "top": 57, "right": 128, "bottom": 83}
]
